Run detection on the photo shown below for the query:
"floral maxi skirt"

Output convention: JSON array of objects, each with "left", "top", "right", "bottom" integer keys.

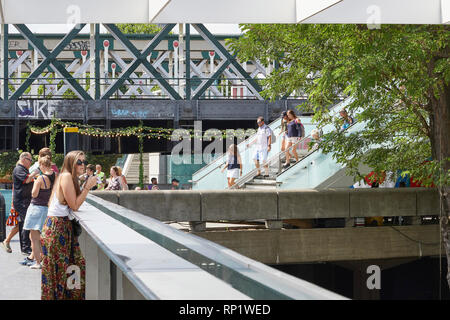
[
  {"left": 6, "top": 203, "right": 19, "bottom": 227},
  {"left": 41, "top": 216, "right": 86, "bottom": 300}
]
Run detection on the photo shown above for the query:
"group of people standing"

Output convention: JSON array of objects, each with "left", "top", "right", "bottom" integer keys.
[
  {"left": 1, "top": 149, "right": 110, "bottom": 299},
  {"left": 221, "top": 110, "right": 307, "bottom": 188}
]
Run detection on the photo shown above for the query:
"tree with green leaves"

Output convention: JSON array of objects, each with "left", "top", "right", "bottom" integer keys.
[
  {"left": 117, "top": 24, "right": 162, "bottom": 35},
  {"left": 229, "top": 24, "right": 450, "bottom": 286}
]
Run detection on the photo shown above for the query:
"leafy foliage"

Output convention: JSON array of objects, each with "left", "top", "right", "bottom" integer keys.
[
  {"left": 117, "top": 24, "right": 162, "bottom": 35},
  {"left": 229, "top": 24, "right": 450, "bottom": 186}
]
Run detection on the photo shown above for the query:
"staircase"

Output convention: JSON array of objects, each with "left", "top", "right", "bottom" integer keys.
[
  {"left": 240, "top": 151, "right": 307, "bottom": 190},
  {"left": 123, "top": 154, "right": 150, "bottom": 185}
]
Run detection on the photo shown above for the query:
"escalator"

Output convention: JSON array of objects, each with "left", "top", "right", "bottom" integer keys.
[
  {"left": 192, "top": 97, "right": 357, "bottom": 190},
  {"left": 191, "top": 114, "right": 316, "bottom": 190}
]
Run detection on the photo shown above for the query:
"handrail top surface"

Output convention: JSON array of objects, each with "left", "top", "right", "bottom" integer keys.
[{"left": 74, "top": 199, "right": 251, "bottom": 300}]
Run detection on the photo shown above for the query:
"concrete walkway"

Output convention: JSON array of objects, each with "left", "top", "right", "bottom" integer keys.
[{"left": 0, "top": 227, "right": 41, "bottom": 300}]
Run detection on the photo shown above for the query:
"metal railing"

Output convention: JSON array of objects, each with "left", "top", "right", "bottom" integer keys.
[
  {"left": 80, "top": 193, "right": 346, "bottom": 300},
  {"left": 3, "top": 76, "right": 307, "bottom": 100},
  {"left": 230, "top": 133, "right": 314, "bottom": 189}
]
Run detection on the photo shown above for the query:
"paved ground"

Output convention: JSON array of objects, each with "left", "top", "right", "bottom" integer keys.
[{"left": 0, "top": 227, "right": 41, "bottom": 300}]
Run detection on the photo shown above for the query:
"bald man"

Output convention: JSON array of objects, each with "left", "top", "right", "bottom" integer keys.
[{"left": 13, "top": 152, "right": 40, "bottom": 255}]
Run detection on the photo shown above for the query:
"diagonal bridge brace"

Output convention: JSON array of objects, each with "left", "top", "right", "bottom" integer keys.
[
  {"left": 192, "top": 24, "right": 263, "bottom": 100},
  {"left": 11, "top": 24, "right": 92, "bottom": 100},
  {"left": 102, "top": 23, "right": 181, "bottom": 100}
]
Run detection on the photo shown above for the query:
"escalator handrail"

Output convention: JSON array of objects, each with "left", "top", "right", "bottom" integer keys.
[
  {"left": 230, "top": 97, "right": 353, "bottom": 188},
  {"left": 191, "top": 118, "right": 284, "bottom": 181},
  {"left": 230, "top": 132, "right": 314, "bottom": 189},
  {"left": 276, "top": 119, "right": 359, "bottom": 178}
]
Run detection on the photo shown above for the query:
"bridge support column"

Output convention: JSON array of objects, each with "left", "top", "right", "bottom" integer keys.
[
  {"left": 265, "top": 220, "right": 283, "bottom": 230},
  {"left": 189, "top": 221, "right": 206, "bottom": 232},
  {"left": 80, "top": 231, "right": 111, "bottom": 300}
]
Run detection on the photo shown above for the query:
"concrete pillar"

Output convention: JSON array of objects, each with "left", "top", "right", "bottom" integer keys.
[
  {"left": 122, "top": 274, "right": 146, "bottom": 300},
  {"left": 112, "top": 264, "right": 124, "bottom": 300},
  {"left": 189, "top": 221, "right": 206, "bottom": 232},
  {"left": 265, "top": 220, "right": 283, "bottom": 230},
  {"left": 83, "top": 232, "right": 111, "bottom": 300}
]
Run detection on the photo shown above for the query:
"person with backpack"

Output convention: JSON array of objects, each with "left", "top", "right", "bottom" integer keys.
[
  {"left": 283, "top": 109, "right": 304, "bottom": 169},
  {"left": 246, "top": 116, "right": 273, "bottom": 178}
]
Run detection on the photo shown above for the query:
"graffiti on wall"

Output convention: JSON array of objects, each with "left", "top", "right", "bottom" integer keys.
[
  {"left": 17, "top": 100, "right": 58, "bottom": 119},
  {"left": 65, "top": 40, "right": 90, "bottom": 51}
]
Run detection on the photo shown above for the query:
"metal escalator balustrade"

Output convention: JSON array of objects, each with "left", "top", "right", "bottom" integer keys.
[
  {"left": 192, "top": 116, "right": 314, "bottom": 190},
  {"left": 231, "top": 98, "right": 353, "bottom": 189},
  {"left": 277, "top": 99, "right": 366, "bottom": 189}
]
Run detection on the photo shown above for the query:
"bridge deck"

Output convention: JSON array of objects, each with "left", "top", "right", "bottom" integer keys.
[{"left": 0, "top": 227, "right": 40, "bottom": 300}]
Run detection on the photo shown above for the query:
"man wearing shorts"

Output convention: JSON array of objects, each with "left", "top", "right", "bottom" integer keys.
[{"left": 246, "top": 116, "right": 272, "bottom": 177}]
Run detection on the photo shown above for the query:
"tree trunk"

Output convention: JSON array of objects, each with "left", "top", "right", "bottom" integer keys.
[{"left": 430, "top": 81, "right": 450, "bottom": 288}]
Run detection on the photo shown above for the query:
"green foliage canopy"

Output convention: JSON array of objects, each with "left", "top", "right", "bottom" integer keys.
[{"left": 229, "top": 24, "right": 450, "bottom": 186}]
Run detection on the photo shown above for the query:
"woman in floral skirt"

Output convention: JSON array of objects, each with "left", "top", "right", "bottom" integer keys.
[{"left": 41, "top": 151, "right": 97, "bottom": 300}]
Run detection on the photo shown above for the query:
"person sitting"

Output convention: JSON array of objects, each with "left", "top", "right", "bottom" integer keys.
[
  {"left": 95, "top": 164, "right": 106, "bottom": 190},
  {"left": 148, "top": 177, "right": 159, "bottom": 190},
  {"left": 105, "top": 166, "right": 122, "bottom": 191},
  {"left": 171, "top": 178, "right": 180, "bottom": 190}
]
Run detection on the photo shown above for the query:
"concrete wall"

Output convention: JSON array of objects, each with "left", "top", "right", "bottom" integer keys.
[
  {"left": 92, "top": 188, "right": 440, "bottom": 222},
  {"left": 193, "top": 225, "right": 443, "bottom": 264}
]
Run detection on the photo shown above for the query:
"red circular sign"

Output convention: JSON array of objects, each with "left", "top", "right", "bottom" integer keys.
[
  {"left": 17, "top": 50, "right": 23, "bottom": 56},
  {"left": 103, "top": 40, "right": 110, "bottom": 48},
  {"left": 173, "top": 41, "right": 179, "bottom": 48},
  {"left": 209, "top": 51, "right": 215, "bottom": 57},
  {"left": 111, "top": 63, "right": 116, "bottom": 69},
  {"left": 81, "top": 50, "right": 87, "bottom": 56}
]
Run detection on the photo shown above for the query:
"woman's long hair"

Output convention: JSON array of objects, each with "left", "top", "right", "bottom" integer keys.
[
  {"left": 49, "top": 150, "right": 84, "bottom": 206},
  {"left": 287, "top": 109, "right": 297, "bottom": 119}
]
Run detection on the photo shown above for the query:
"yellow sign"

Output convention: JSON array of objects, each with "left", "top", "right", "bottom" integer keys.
[{"left": 63, "top": 127, "right": 79, "bottom": 133}]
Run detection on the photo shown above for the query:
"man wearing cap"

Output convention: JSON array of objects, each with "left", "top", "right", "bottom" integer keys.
[{"left": 246, "top": 116, "right": 273, "bottom": 178}]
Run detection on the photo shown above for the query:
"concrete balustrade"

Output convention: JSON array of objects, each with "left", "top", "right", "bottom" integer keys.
[
  {"left": 91, "top": 188, "right": 441, "bottom": 228},
  {"left": 73, "top": 194, "right": 345, "bottom": 300}
]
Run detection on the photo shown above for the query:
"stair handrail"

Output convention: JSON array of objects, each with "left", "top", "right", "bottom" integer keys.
[{"left": 276, "top": 119, "right": 359, "bottom": 179}]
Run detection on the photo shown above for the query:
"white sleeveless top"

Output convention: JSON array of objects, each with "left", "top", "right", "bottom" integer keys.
[{"left": 47, "top": 194, "right": 73, "bottom": 217}]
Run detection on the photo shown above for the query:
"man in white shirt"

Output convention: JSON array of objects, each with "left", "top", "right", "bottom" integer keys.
[{"left": 247, "top": 116, "right": 272, "bottom": 177}]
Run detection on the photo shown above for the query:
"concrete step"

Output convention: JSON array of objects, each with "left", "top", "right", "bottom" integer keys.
[
  {"left": 250, "top": 179, "right": 277, "bottom": 185},
  {"left": 244, "top": 184, "right": 277, "bottom": 190}
]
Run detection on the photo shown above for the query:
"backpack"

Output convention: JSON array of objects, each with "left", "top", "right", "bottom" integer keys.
[{"left": 294, "top": 119, "right": 305, "bottom": 138}]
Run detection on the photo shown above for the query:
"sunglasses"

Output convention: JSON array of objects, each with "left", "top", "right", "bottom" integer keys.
[
  {"left": 25, "top": 158, "right": 32, "bottom": 162},
  {"left": 76, "top": 159, "right": 88, "bottom": 166}
]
